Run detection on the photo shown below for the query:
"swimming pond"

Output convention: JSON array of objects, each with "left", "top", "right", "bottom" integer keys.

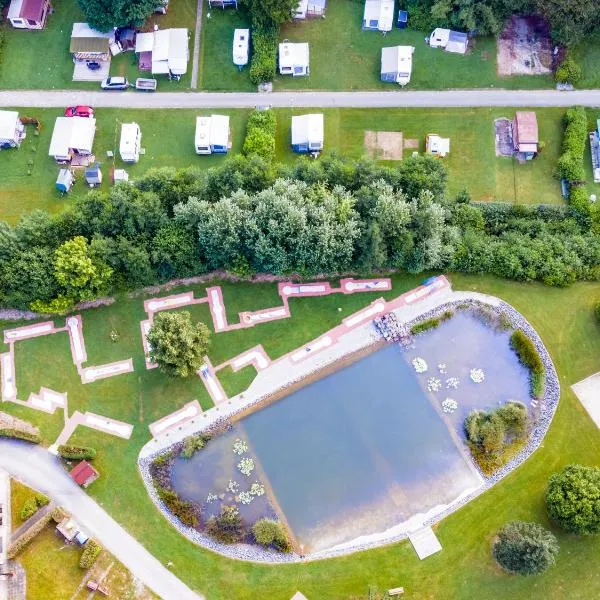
[{"left": 171, "top": 310, "right": 531, "bottom": 552}]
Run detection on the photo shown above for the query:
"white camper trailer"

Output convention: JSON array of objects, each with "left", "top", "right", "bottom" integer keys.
[
  {"left": 278, "top": 42, "right": 309, "bottom": 76},
  {"left": 233, "top": 29, "right": 249, "bottom": 67},
  {"left": 380, "top": 45, "right": 414, "bottom": 86},
  {"left": 0, "top": 111, "right": 25, "bottom": 149},
  {"left": 195, "top": 115, "right": 230, "bottom": 155},
  {"left": 119, "top": 122, "right": 142, "bottom": 163},
  {"left": 291, "top": 113, "right": 324, "bottom": 153}
]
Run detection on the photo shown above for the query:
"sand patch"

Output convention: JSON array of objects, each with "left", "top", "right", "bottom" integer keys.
[{"left": 364, "top": 131, "right": 403, "bottom": 160}]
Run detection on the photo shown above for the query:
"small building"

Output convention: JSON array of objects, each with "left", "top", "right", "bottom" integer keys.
[
  {"left": 279, "top": 42, "right": 310, "bottom": 77},
  {"left": 428, "top": 28, "right": 468, "bottom": 54},
  {"left": 48, "top": 117, "right": 96, "bottom": 163},
  {"left": 381, "top": 45, "right": 414, "bottom": 86},
  {"left": 512, "top": 111, "right": 538, "bottom": 160},
  {"left": 291, "top": 113, "right": 324, "bottom": 153},
  {"left": 0, "top": 110, "right": 26, "bottom": 149},
  {"left": 426, "top": 133, "right": 450, "bottom": 157},
  {"left": 135, "top": 28, "right": 189, "bottom": 78},
  {"left": 119, "top": 123, "right": 142, "bottom": 163},
  {"left": 56, "top": 517, "right": 89, "bottom": 544},
  {"left": 113, "top": 169, "right": 129, "bottom": 184},
  {"left": 7, "top": 0, "right": 51, "bottom": 30},
  {"left": 70, "top": 461, "right": 99, "bottom": 488},
  {"left": 362, "top": 0, "right": 394, "bottom": 33},
  {"left": 55, "top": 169, "right": 74, "bottom": 193},
  {"left": 195, "top": 115, "right": 230, "bottom": 155},
  {"left": 294, "top": 0, "right": 327, "bottom": 19},
  {"left": 70, "top": 23, "right": 113, "bottom": 62},
  {"left": 233, "top": 29, "right": 249, "bottom": 67},
  {"left": 85, "top": 163, "right": 102, "bottom": 186}
]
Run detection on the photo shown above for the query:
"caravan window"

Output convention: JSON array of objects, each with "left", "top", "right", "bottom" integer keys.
[
  {"left": 294, "top": 66, "right": 305, "bottom": 75},
  {"left": 369, "top": 19, "right": 378, "bottom": 27}
]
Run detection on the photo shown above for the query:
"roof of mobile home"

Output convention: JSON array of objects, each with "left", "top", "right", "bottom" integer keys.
[
  {"left": 292, "top": 113, "right": 324, "bottom": 144},
  {"left": 195, "top": 115, "right": 229, "bottom": 147},
  {"left": 381, "top": 46, "right": 414, "bottom": 73},
  {"left": 48, "top": 117, "right": 96, "bottom": 157},
  {"left": 0, "top": 111, "right": 20, "bottom": 140},
  {"left": 279, "top": 42, "right": 309, "bottom": 68}
]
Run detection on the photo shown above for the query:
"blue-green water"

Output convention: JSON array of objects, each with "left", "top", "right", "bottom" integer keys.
[{"left": 172, "top": 311, "right": 530, "bottom": 552}]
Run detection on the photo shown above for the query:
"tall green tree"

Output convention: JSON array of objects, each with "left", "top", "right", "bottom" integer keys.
[
  {"left": 533, "top": 0, "right": 600, "bottom": 44},
  {"left": 78, "top": 0, "right": 159, "bottom": 32},
  {"left": 242, "top": 0, "right": 298, "bottom": 27},
  {"left": 147, "top": 311, "right": 211, "bottom": 378}
]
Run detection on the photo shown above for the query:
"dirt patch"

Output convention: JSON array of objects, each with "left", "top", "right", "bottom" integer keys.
[
  {"left": 364, "top": 131, "right": 403, "bottom": 160},
  {"left": 494, "top": 118, "right": 514, "bottom": 157},
  {"left": 0, "top": 412, "right": 39, "bottom": 435},
  {"left": 403, "top": 138, "right": 419, "bottom": 149},
  {"left": 497, "top": 16, "right": 553, "bottom": 77}
]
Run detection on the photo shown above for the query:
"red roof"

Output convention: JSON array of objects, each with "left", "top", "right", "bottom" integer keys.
[
  {"left": 514, "top": 111, "right": 538, "bottom": 145},
  {"left": 70, "top": 460, "right": 99, "bottom": 486},
  {"left": 21, "top": 0, "right": 48, "bottom": 22}
]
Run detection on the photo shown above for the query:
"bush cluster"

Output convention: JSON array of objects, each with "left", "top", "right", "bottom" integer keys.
[
  {"left": 242, "top": 109, "right": 277, "bottom": 163},
  {"left": 251, "top": 518, "right": 292, "bottom": 552},
  {"left": 79, "top": 539, "right": 102, "bottom": 569},
  {"left": 555, "top": 107, "right": 587, "bottom": 183},
  {"left": 249, "top": 27, "right": 278, "bottom": 85},
  {"left": 595, "top": 301, "right": 600, "bottom": 323},
  {"left": 7, "top": 511, "right": 54, "bottom": 558},
  {"left": 51, "top": 506, "right": 68, "bottom": 523},
  {"left": 509, "top": 330, "right": 545, "bottom": 397},
  {"left": 554, "top": 56, "right": 582, "bottom": 85},
  {"left": 20, "top": 493, "right": 50, "bottom": 522},
  {"left": 180, "top": 433, "right": 211, "bottom": 459},
  {"left": 57, "top": 445, "right": 97, "bottom": 460},
  {"left": 0, "top": 428, "right": 40, "bottom": 443},
  {"left": 205, "top": 505, "right": 245, "bottom": 544}
]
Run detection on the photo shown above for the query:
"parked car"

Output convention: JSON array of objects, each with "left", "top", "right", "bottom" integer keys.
[
  {"left": 64, "top": 105, "right": 94, "bottom": 118},
  {"left": 100, "top": 77, "right": 129, "bottom": 90},
  {"left": 86, "top": 61, "right": 101, "bottom": 71}
]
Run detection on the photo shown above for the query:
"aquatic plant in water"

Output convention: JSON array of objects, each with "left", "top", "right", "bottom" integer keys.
[
  {"left": 250, "top": 482, "right": 265, "bottom": 497},
  {"left": 470, "top": 368, "right": 485, "bottom": 383},
  {"left": 233, "top": 438, "right": 248, "bottom": 455},
  {"left": 412, "top": 357, "right": 428, "bottom": 373},
  {"left": 427, "top": 377, "right": 442, "bottom": 392},
  {"left": 438, "top": 363, "right": 447, "bottom": 374},
  {"left": 446, "top": 377, "right": 460, "bottom": 389},
  {"left": 442, "top": 398, "right": 458, "bottom": 413},
  {"left": 238, "top": 457, "right": 255, "bottom": 477},
  {"left": 227, "top": 480, "right": 240, "bottom": 494},
  {"left": 238, "top": 491, "right": 253, "bottom": 505},
  {"left": 206, "top": 492, "right": 219, "bottom": 503}
]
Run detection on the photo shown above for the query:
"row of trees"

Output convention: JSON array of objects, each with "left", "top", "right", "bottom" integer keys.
[{"left": 0, "top": 153, "right": 598, "bottom": 313}]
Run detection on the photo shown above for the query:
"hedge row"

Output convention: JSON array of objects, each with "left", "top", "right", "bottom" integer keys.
[
  {"left": 51, "top": 506, "right": 68, "bottom": 523},
  {"left": 510, "top": 329, "right": 545, "bottom": 397},
  {"left": 80, "top": 539, "right": 102, "bottom": 569},
  {"left": 0, "top": 428, "right": 40, "bottom": 444},
  {"left": 7, "top": 511, "right": 54, "bottom": 558},
  {"left": 242, "top": 109, "right": 277, "bottom": 163},
  {"left": 57, "top": 445, "right": 96, "bottom": 460},
  {"left": 410, "top": 310, "right": 454, "bottom": 334},
  {"left": 20, "top": 493, "right": 50, "bottom": 522},
  {"left": 555, "top": 106, "right": 587, "bottom": 183},
  {"left": 249, "top": 26, "right": 278, "bottom": 85}
]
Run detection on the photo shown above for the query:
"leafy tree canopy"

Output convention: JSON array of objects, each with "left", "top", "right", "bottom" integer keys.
[
  {"left": 78, "top": 0, "right": 159, "bottom": 32},
  {"left": 242, "top": 0, "right": 298, "bottom": 27}
]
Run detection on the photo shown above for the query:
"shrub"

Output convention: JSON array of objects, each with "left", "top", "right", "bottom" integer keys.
[
  {"left": 80, "top": 539, "right": 102, "bottom": 569},
  {"left": 180, "top": 433, "right": 211, "bottom": 459},
  {"left": 554, "top": 56, "right": 582, "bottom": 85},
  {"left": 51, "top": 506, "right": 68, "bottom": 523},
  {"left": 7, "top": 511, "right": 54, "bottom": 558},
  {"left": 243, "top": 109, "right": 277, "bottom": 163},
  {"left": 595, "top": 301, "right": 600, "bottom": 323},
  {"left": 252, "top": 518, "right": 292, "bottom": 552},
  {"left": 493, "top": 521, "right": 559, "bottom": 575},
  {"left": 411, "top": 317, "right": 440, "bottom": 334},
  {"left": 0, "top": 429, "right": 40, "bottom": 444},
  {"left": 510, "top": 330, "right": 545, "bottom": 396},
  {"left": 57, "top": 445, "right": 96, "bottom": 460},
  {"left": 496, "top": 401, "right": 528, "bottom": 439},
  {"left": 156, "top": 486, "right": 200, "bottom": 528},
  {"left": 20, "top": 493, "right": 50, "bottom": 521},
  {"left": 205, "top": 505, "right": 245, "bottom": 544},
  {"left": 556, "top": 106, "right": 588, "bottom": 185},
  {"left": 249, "top": 27, "right": 278, "bottom": 85},
  {"left": 546, "top": 465, "right": 600, "bottom": 534}
]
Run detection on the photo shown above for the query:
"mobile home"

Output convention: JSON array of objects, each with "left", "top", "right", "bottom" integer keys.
[
  {"left": 119, "top": 122, "right": 142, "bottom": 163},
  {"left": 380, "top": 45, "right": 414, "bottom": 86},
  {"left": 279, "top": 42, "right": 309, "bottom": 76},
  {"left": 48, "top": 117, "right": 96, "bottom": 163},
  {"left": 428, "top": 28, "right": 468, "bottom": 54},
  {"left": 0, "top": 111, "right": 25, "bottom": 149},
  {"left": 291, "top": 113, "right": 324, "bottom": 153},
  {"left": 362, "top": 0, "right": 394, "bottom": 32},
  {"left": 233, "top": 29, "right": 249, "bottom": 67},
  {"left": 195, "top": 115, "right": 230, "bottom": 155}
]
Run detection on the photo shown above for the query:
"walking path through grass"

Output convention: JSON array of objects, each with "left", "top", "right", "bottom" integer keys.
[
  {"left": 190, "top": 0, "right": 204, "bottom": 89},
  {"left": 2, "top": 89, "right": 600, "bottom": 109}
]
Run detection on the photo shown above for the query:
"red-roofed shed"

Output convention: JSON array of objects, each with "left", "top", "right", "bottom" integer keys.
[
  {"left": 7, "top": 0, "right": 51, "bottom": 30},
  {"left": 512, "top": 111, "right": 539, "bottom": 158},
  {"left": 70, "top": 461, "right": 99, "bottom": 488}
]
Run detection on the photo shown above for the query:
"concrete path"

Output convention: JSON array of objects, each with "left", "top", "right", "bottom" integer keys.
[
  {"left": 0, "top": 440, "right": 203, "bottom": 600},
  {"left": 1, "top": 89, "right": 600, "bottom": 109},
  {"left": 10, "top": 502, "right": 55, "bottom": 543},
  {"left": 190, "top": 0, "right": 204, "bottom": 89}
]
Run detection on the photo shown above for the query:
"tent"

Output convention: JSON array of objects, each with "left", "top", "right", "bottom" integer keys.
[
  {"left": 291, "top": 113, "right": 324, "bottom": 153},
  {"left": 119, "top": 123, "right": 142, "bottom": 163},
  {"left": 0, "top": 110, "right": 25, "bottom": 148},
  {"left": 195, "top": 115, "right": 230, "bottom": 155},
  {"left": 135, "top": 28, "right": 189, "bottom": 76},
  {"left": 85, "top": 164, "right": 102, "bottom": 186},
  {"left": 428, "top": 28, "right": 468, "bottom": 54},
  {"left": 362, "top": 0, "right": 394, "bottom": 32},
  {"left": 381, "top": 46, "right": 414, "bottom": 86},
  {"left": 48, "top": 117, "right": 96, "bottom": 162},
  {"left": 426, "top": 134, "right": 450, "bottom": 157},
  {"left": 233, "top": 29, "right": 249, "bottom": 67},
  {"left": 279, "top": 42, "right": 310, "bottom": 76}
]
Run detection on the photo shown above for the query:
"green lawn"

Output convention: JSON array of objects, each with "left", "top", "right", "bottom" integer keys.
[
  {"left": 9, "top": 478, "right": 38, "bottom": 529},
  {"left": 1, "top": 273, "right": 600, "bottom": 599},
  {"left": 0, "top": 0, "right": 197, "bottom": 91}
]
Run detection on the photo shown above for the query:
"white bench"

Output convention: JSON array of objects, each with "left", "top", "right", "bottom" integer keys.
[{"left": 388, "top": 588, "right": 404, "bottom": 596}]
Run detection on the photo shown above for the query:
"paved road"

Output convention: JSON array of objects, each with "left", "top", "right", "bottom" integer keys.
[
  {"left": 0, "top": 440, "right": 203, "bottom": 600},
  {"left": 1, "top": 88, "right": 600, "bottom": 109}
]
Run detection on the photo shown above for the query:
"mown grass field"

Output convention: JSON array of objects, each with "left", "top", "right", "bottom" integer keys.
[
  {"left": 0, "top": 105, "right": 580, "bottom": 225},
  {"left": 1, "top": 273, "right": 599, "bottom": 599}
]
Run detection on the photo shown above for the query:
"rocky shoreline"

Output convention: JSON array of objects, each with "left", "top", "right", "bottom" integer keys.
[{"left": 137, "top": 292, "right": 560, "bottom": 564}]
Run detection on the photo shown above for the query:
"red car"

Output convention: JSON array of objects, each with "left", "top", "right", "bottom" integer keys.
[{"left": 64, "top": 105, "right": 94, "bottom": 118}]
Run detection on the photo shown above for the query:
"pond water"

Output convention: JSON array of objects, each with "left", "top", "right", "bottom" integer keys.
[{"left": 171, "top": 310, "right": 531, "bottom": 553}]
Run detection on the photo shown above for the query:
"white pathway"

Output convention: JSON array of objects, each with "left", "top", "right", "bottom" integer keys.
[
  {"left": 1, "top": 89, "right": 600, "bottom": 109},
  {"left": 0, "top": 441, "right": 203, "bottom": 600}
]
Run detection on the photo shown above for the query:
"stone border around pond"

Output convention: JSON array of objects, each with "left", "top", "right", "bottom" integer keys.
[{"left": 137, "top": 291, "right": 560, "bottom": 564}]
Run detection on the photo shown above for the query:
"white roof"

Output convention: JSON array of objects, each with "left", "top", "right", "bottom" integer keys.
[
  {"left": 279, "top": 42, "right": 309, "bottom": 69},
  {"left": 291, "top": 113, "right": 323, "bottom": 145},
  {"left": 136, "top": 28, "right": 188, "bottom": 75},
  {"left": 381, "top": 45, "right": 414, "bottom": 73},
  {"left": 195, "top": 115, "right": 229, "bottom": 147},
  {"left": 71, "top": 22, "right": 113, "bottom": 39},
  {"left": 364, "top": 0, "right": 394, "bottom": 32},
  {"left": 430, "top": 28, "right": 450, "bottom": 45},
  {"left": 7, "top": 0, "right": 23, "bottom": 20},
  {"left": 48, "top": 117, "right": 96, "bottom": 158},
  {"left": 0, "top": 110, "right": 20, "bottom": 140},
  {"left": 120, "top": 122, "right": 140, "bottom": 155},
  {"left": 233, "top": 29, "right": 249, "bottom": 65},
  {"left": 135, "top": 31, "right": 154, "bottom": 53},
  {"left": 428, "top": 134, "right": 450, "bottom": 154}
]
